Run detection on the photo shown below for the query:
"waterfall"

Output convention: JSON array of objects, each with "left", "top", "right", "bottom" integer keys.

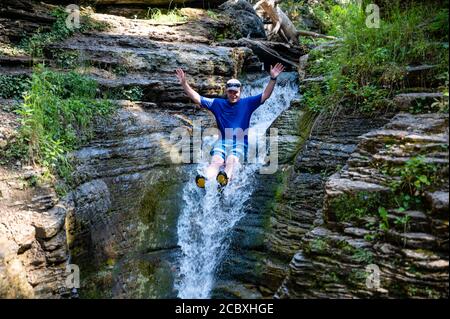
[{"left": 175, "top": 72, "right": 300, "bottom": 299}]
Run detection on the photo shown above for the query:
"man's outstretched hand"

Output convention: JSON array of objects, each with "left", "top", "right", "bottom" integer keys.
[
  {"left": 175, "top": 68, "right": 201, "bottom": 105},
  {"left": 270, "top": 63, "right": 285, "bottom": 79},
  {"left": 175, "top": 68, "right": 187, "bottom": 85},
  {"left": 261, "top": 63, "right": 285, "bottom": 103}
]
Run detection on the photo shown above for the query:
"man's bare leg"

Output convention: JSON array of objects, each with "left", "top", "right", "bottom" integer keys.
[
  {"left": 224, "top": 155, "right": 241, "bottom": 181},
  {"left": 205, "top": 155, "right": 225, "bottom": 180}
]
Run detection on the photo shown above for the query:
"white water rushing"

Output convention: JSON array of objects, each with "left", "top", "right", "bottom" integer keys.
[{"left": 175, "top": 72, "right": 300, "bottom": 299}]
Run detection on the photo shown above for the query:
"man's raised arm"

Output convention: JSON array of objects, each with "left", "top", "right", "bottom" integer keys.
[
  {"left": 261, "top": 63, "right": 285, "bottom": 103},
  {"left": 176, "top": 68, "right": 201, "bottom": 105}
]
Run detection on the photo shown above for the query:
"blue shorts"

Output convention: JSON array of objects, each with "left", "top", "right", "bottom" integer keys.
[{"left": 210, "top": 139, "right": 248, "bottom": 162}]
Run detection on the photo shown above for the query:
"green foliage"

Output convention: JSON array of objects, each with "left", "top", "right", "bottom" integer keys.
[
  {"left": 0, "top": 43, "right": 27, "bottom": 57},
  {"left": 208, "top": 13, "right": 242, "bottom": 43},
  {"left": 19, "top": 7, "right": 73, "bottom": 57},
  {"left": 394, "top": 215, "right": 411, "bottom": 227},
  {"left": 53, "top": 50, "right": 81, "bottom": 69},
  {"left": 364, "top": 233, "right": 378, "bottom": 242},
  {"left": 330, "top": 191, "right": 387, "bottom": 222},
  {"left": 206, "top": 10, "right": 220, "bottom": 20},
  {"left": 210, "top": 23, "right": 243, "bottom": 42},
  {"left": 430, "top": 90, "right": 449, "bottom": 114},
  {"left": 328, "top": 156, "right": 443, "bottom": 234},
  {"left": 351, "top": 248, "right": 374, "bottom": 264},
  {"left": 0, "top": 74, "right": 31, "bottom": 99},
  {"left": 79, "top": 10, "right": 110, "bottom": 32},
  {"left": 19, "top": 7, "right": 109, "bottom": 58},
  {"left": 304, "top": 236, "right": 375, "bottom": 265},
  {"left": 382, "top": 156, "right": 440, "bottom": 211},
  {"left": 11, "top": 65, "right": 115, "bottom": 182},
  {"left": 310, "top": 238, "right": 329, "bottom": 253},
  {"left": 349, "top": 268, "right": 368, "bottom": 283},
  {"left": 302, "top": 1, "right": 449, "bottom": 113},
  {"left": 145, "top": 8, "right": 187, "bottom": 23},
  {"left": 112, "top": 64, "right": 128, "bottom": 76},
  {"left": 309, "top": 0, "right": 350, "bottom": 35},
  {"left": 303, "top": 82, "right": 329, "bottom": 112},
  {"left": 394, "top": 214, "right": 411, "bottom": 245},
  {"left": 303, "top": 238, "right": 329, "bottom": 255},
  {"left": 378, "top": 207, "right": 389, "bottom": 231},
  {"left": 408, "top": 91, "right": 450, "bottom": 114},
  {"left": 323, "top": 271, "right": 339, "bottom": 283},
  {"left": 279, "top": 0, "right": 336, "bottom": 35},
  {"left": 104, "top": 86, "right": 143, "bottom": 101},
  {"left": 331, "top": 156, "right": 443, "bottom": 230}
]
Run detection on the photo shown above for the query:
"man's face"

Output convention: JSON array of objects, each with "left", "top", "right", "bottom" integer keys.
[{"left": 226, "top": 89, "right": 241, "bottom": 104}]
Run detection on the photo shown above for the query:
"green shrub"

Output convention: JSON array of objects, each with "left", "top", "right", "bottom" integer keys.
[
  {"left": 382, "top": 156, "right": 442, "bottom": 211},
  {"left": 103, "top": 86, "right": 143, "bottom": 101},
  {"left": 19, "top": 7, "right": 73, "bottom": 57},
  {"left": 303, "top": 1, "right": 449, "bottom": 113},
  {"left": 0, "top": 74, "right": 31, "bottom": 99},
  {"left": 330, "top": 191, "right": 388, "bottom": 222},
  {"left": 145, "top": 8, "right": 187, "bottom": 23},
  {"left": 13, "top": 65, "right": 115, "bottom": 181},
  {"left": 53, "top": 50, "right": 81, "bottom": 69},
  {"left": 351, "top": 248, "right": 374, "bottom": 264},
  {"left": 303, "top": 238, "right": 329, "bottom": 255},
  {"left": 330, "top": 156, "right": 444, "bottom": 227},
  {"left": 19, "top": 7, "right": 109, "bottom": 57},
  {"left": 378, "top": 207, "right": 389, "bottom": 231},
  {"left": 206, "top": 10, "right": 220, "bottom": 20}
]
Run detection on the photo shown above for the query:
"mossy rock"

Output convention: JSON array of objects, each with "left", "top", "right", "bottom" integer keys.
[
  {"left": 137, "top": 175, "right": 182, "bottom": 251},
  {"left": 327, "top": 190, "right": 394, "bottom": 224}
]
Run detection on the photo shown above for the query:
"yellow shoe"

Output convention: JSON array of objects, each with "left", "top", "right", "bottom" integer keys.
[
  {"left": 216, "top": 171, "right": 228, "bottom": 187},
  {"left": 195, "top": 175, "right": 206, "bottom": 188}
]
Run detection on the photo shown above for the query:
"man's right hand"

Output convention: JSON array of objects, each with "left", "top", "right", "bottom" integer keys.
[
  {"left": 175, "top": 68, "right": 201, "bottom": 105},
  {"left": 176, "top": 68, "right": 187, "bottom": 85}
]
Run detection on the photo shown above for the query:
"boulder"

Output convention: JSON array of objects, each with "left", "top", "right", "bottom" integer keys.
[{"left": 218, "top": 0, "right": 266, "bottom": 39}]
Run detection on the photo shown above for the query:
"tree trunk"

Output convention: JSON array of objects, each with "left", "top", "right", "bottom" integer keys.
[
  {"left": 254, "top": 0, "right": 336, "bottom": 44},
  {"left": 255, "top": 0, "right": 299, "bottom": 45}
]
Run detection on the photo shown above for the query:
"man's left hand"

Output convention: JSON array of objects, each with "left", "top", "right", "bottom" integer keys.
[{"left": 270, "top": 63, "right": 285, "bottom": 79}]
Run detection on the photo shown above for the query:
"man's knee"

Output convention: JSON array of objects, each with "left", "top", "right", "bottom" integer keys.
[
  {"left": 226, "top": 155, "right": 240, "bottom": 166},
  {"left": 211, "top": 155, "right": 225, "bottom": 166},
  {"left": 203, "top": 155, "right": 224, "bottom": 180}
]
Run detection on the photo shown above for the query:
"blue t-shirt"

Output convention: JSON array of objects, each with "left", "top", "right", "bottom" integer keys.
[{"left": 200, "top": 93, "right": 264, "bottom": 145}]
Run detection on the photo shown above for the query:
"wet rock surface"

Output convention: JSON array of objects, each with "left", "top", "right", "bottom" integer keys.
[
  {"left": 218, "top": 0, "right": 266, "bottom": 39},
  {"left": 1, "top": 1, "right": 448, "bottom": 300},
  {"left": 0, "top": 165, "right": 72, "bottom": 298},
  {"left": 48, "top": 4, "right": 271, "bottom": 298},
  {"left": 0, "top": 0, "right": 268, "bottom": 298},
  {"left": 276, "top": 112, "right": 449, "bottom": 299},
  {"left": 0, "top": 0, "right": 55, "bottom": 43},
  {"left": 212, "top": 105, "right": 396, "bottom": 297}
]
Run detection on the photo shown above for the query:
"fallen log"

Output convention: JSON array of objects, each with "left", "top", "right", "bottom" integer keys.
[
  {"left": 219, "top": 38, "right": 302, "bottom": 70},
  {"left": 296, "top": 29, "right": 337, "bottom": 40},
  {"left": 242, "top": 38, "right": 299, "bottom": 68}
]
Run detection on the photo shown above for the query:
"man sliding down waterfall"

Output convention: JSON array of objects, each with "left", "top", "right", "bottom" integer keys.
[{"left": 175, "top": 63, "right": 285, "bottom": 190}]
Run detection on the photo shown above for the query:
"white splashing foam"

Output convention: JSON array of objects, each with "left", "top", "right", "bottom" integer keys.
[{"left": 175, "top": 72, "right": 299, "bottom": 299}]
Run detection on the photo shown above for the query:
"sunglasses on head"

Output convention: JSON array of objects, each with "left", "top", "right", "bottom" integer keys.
[{"left": 226, "top": 83, "right": 241, "bottom": 89}]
